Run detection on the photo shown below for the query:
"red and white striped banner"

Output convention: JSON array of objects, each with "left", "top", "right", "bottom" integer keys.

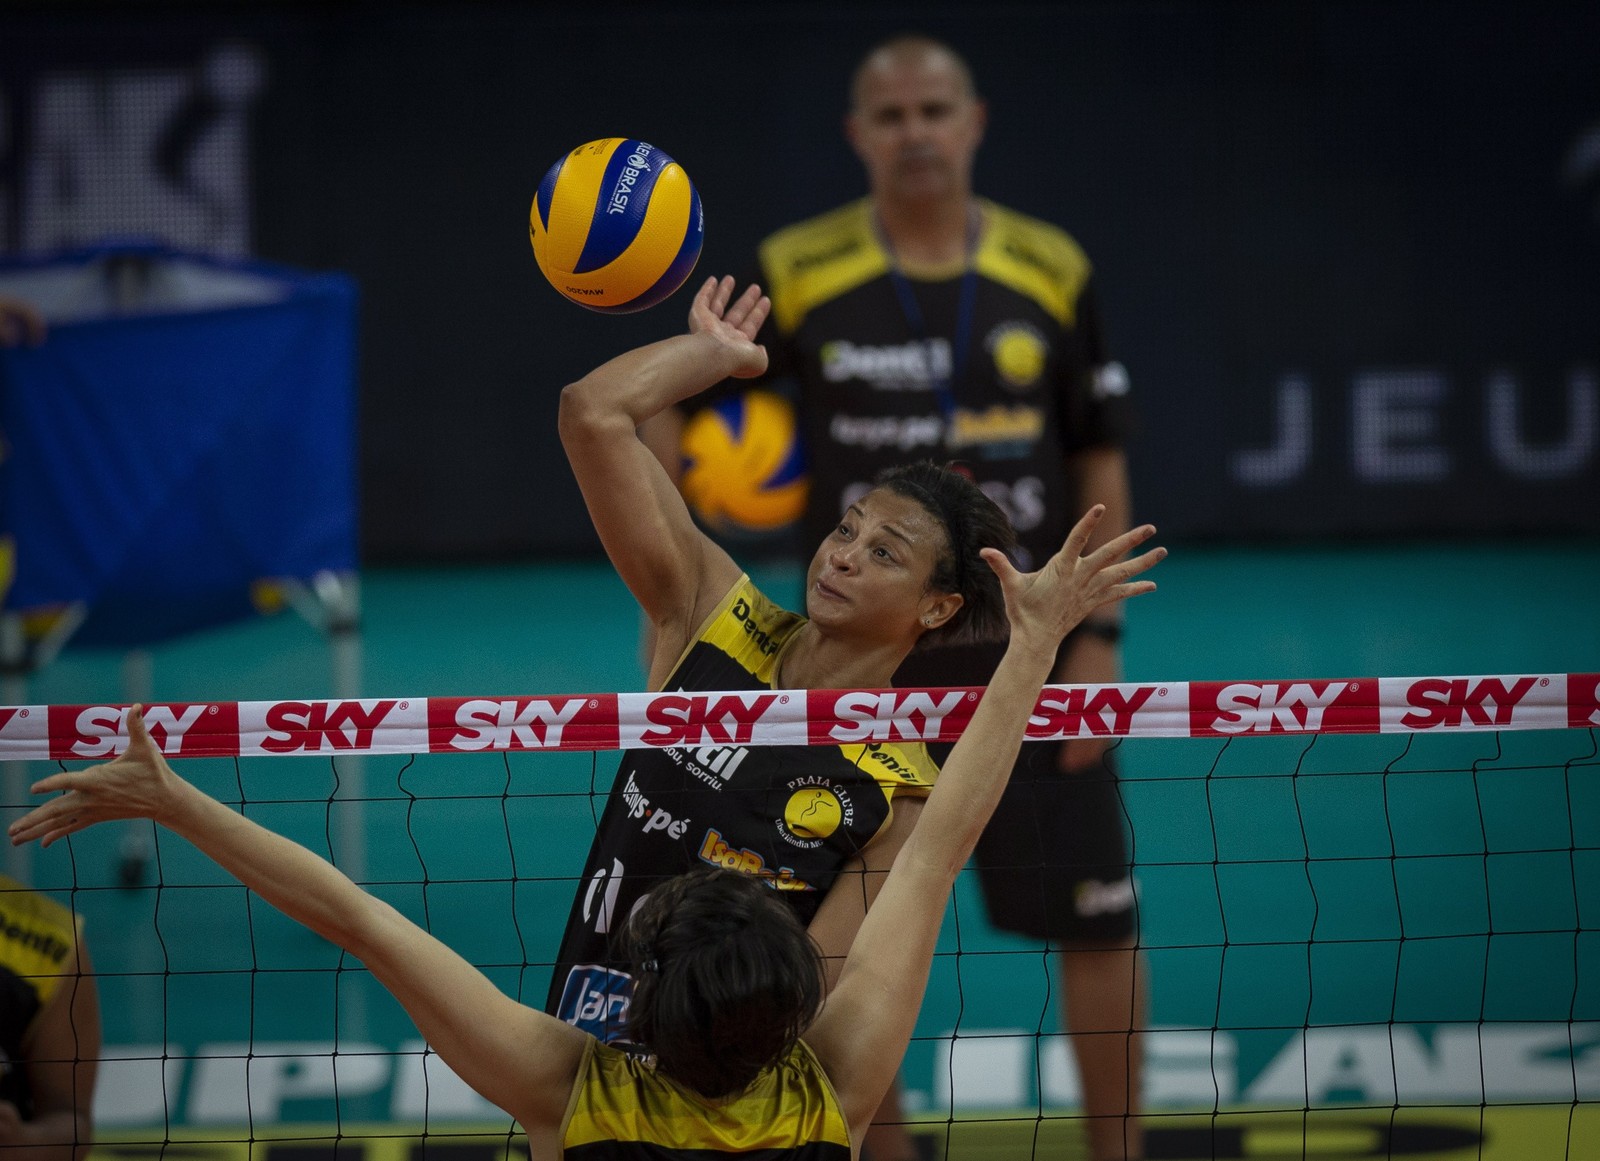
[{"left": 1, "top": 673, "right": 1595, "bottom": 762}]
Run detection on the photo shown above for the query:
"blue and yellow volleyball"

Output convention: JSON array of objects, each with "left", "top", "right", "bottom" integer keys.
[
  {"left": 681, "top": 391, "right": 808, "bottom": 535},
  {"left": 529, "top": 138, "right": 704, "bottom": 313}
]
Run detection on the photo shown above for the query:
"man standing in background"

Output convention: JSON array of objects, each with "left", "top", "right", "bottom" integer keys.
[{"left": 649, "top": 35, "right": 1146, "bottom": 1161}]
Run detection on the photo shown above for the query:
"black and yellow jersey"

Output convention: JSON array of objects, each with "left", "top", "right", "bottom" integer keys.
[
  {"left": 0, "top": 877, "right": 81, "bottom": 1117},
  {"left": 753, "top": 197, "right": 1133, "bottom": 580},
  {"left": 547, "top": 575, "right": 937, "bottom": 1039},
  {"left": 561, "top": 1036, "right": 850, "bottom": 1161}
]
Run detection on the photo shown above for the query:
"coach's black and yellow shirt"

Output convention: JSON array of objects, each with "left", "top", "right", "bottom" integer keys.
[
  {"left": 735, "top": 197, "right": 1135, "bottom": 692},
  {"left": 753, "top": 196, "right": 1134, "bottom": 579},
  {"left": 0, "top": 876, "right": 81, "bottom": 1118},
  {"left": 546, "top": 576, "right": 936, "bottom": 1039},
  {"left": 562, "top": 1037, "right": 850, "bottom": 1161}
]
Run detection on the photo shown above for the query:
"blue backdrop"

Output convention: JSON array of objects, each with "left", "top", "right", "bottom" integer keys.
[{"left": 0, "top": 246, "right": 357, "bottom": 645}]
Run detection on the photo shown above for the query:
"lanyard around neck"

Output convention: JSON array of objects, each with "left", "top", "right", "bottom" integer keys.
[{"left": 872, "top": 206, "right": 982, "bottom": 436}]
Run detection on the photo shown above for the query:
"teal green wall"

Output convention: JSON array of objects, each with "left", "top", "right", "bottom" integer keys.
[{"left": 8, "top": 542, "right": 1598, "bottom": 1124}]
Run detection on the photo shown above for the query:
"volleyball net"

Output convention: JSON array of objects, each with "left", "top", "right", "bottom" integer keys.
[{"left": 5, "top": 672, "right": 1597, "bottom": 1161}]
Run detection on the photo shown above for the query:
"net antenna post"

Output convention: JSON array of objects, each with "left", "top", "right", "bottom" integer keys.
[
  {"left": 281, "top": 568, "right": 367, "bottom": 883},
  {"left": 280, "top": 568, "right": 370, "bottom": 1042},
  {"left": 115, "top": 649, "right": 156, "bottom": 888}
]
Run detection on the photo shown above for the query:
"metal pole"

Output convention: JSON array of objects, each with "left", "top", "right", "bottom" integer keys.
[
  {"left": 117, "top": 650, "right": 155, "bottom": 887},
  {"left": 286, "top": 569, "right": 368, "bottom": 1041},
  {"left": 2, "top": 612, "right": 32, "bottom": 884}
]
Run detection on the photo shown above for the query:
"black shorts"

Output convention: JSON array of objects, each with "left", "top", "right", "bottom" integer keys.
[
  {"left": 888, "top": 632, "right": 1138, "bottom": 942},
  {"left": 962, "top": 740, "right": 1138, "bottom": 944}
]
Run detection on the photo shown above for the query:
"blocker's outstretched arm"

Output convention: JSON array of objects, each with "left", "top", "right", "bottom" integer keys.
[
  {"left": 7, "top": 711, "right": 590, "bottom": 1138},
  {"left": 559, "top": 276, "right": 771, "bottom": 683},
  {"left": 806, "top": 507, "right": 1166, "bottom": 1141}
]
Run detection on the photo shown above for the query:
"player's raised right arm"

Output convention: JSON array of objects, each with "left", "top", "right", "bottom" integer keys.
[
  {"left": 558, "top": 277, "right": 769, "bottom": 667},
  {"left": 806, "top": 509, "right": 1166, "bottom": 1139}
]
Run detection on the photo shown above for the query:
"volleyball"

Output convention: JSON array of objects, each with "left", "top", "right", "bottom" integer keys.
[
  {"left": 680, "top": 390, "right": 808, "bottom": 535},
  {"left": 529, "top": 138, "right": 704, "bottom": 313}
]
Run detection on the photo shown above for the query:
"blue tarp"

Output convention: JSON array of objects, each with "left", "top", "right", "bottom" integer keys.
[{"left": 0, "top": 245, "right": 357, "bottom": 647}]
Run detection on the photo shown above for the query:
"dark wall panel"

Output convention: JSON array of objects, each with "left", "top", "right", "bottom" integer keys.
[{"left": 2, "top": 1, "right": 1596, "bottom": 557}]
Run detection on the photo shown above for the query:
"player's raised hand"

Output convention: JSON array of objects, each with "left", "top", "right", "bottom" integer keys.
[
  {"left": 8, "top": 705, "right": 184, "bottom": 848},
  {"left": 687, "top": 276, "right": 770, "bottom": 379},
  {"left": 981, "top": 506, "right": 1164, "bottom": 661}
]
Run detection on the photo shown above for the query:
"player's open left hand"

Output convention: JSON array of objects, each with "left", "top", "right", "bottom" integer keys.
[
  {"left": 687, "top": 275, "right": 770, "bottom": 380},
  {"left": 8, "top": 705, "right": 183, "bottom": 848},
  {"left": 981, "top": 506, "right": 1164, "bottom": 662}
]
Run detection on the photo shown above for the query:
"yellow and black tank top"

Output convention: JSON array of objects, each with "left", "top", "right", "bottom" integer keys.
[
  {"left": 0, "top": 876, "right": 81, "bottom": 1118},
  {"left": 562, "top": 1037, "right": 850, "bottom": 1161},
  {"left": 546, "top": 576, "right": 936, "bottom": 1039}
]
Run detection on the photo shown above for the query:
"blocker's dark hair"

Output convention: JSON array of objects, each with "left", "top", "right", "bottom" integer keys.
[
  {"left": 874, "top": 461, "right": 1017, "bottom": 649},
  {"left": 618, "top": 867, "right": 826, "bottom": 1099}
]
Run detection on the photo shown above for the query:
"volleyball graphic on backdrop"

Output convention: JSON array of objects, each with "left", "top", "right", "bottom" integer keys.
[
  {"left": 681, "top": 391, "right": 808, "bottom": 535},
  {"left": 529, "top": 138, "right": 704, "bottom": 313}
]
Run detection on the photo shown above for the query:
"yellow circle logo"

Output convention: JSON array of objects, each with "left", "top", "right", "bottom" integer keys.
[
  {"left": 783, "top": 788, "right": 843, "bottom": 840},
  {"left": 990, "top": 324, "right": 1048, "bottom": 390}
]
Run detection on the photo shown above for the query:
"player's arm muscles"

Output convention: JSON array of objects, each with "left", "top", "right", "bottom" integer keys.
[
  {"left": 805, "top": 643, "right": 1054, "bottom": 1136},
  {"left": 809, "top": 514, "right": 1164, "bottom": 1138},
  {"left": 171, "top": 780, "right": 588, "bottom": 1129},
  {"left": 10, "top": 712, "right": 589, "bottom": 1135},
  {"left": 637, "top": 407, "right": 685, "bottom": 487},
  {"left": 559, "top": 335, "right": 737, "bottom": 650},
  {"left": 349, "top": 882, "right": 589, "bottom": 1131},
  {"left": 806, "top": 795, "right": 926, "bottom": 991},
  {"left": 558, "top": 279, "right": 766, "bottom": 656}
]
